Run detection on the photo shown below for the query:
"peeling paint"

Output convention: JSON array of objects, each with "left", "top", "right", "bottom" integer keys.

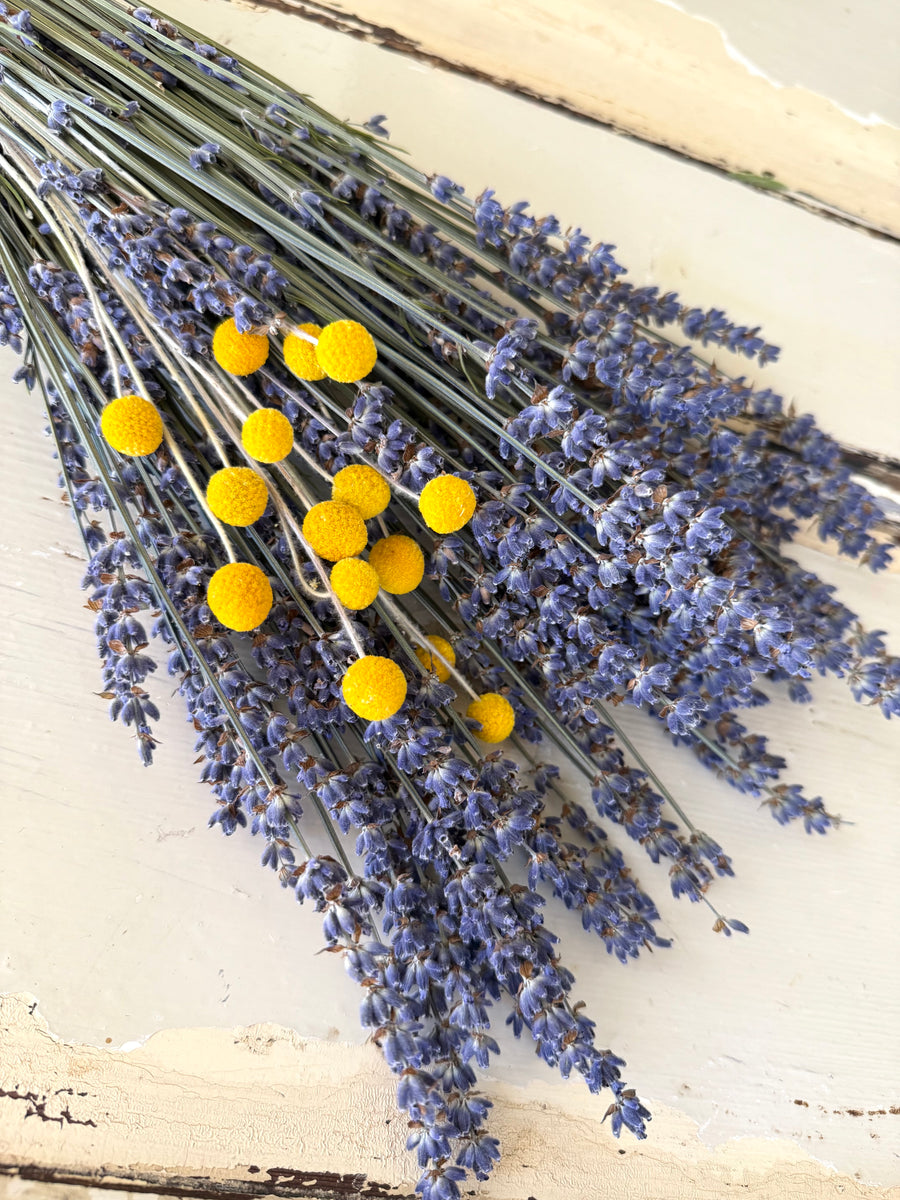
[
  {"left": 3, "top": 995, "right": 900, "bottom": 1200},
  {"left": 209, "top": 0, "right": 900, "bottom": 232},
  {"left": 653, "top": 0, "right": 892, "bottom": 125},
  {"left": 2, "top": 9, "right": 899, "bottom": 1191}
]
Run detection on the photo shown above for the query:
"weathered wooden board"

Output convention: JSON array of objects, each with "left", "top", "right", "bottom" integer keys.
[
  {"left": 231, "top": 0, "right": 900, "bottom": 234},
  {"left": 1, "top": 1, "right": 898, "bottom": 1196}
]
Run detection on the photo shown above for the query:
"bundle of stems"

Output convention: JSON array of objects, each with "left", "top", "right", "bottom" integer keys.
[{"left": 0, "top": 1, "right": 896, "bottom": 1194}]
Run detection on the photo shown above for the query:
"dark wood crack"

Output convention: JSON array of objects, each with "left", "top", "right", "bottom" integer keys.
[
  {"left": 0, "top": 1087, "right": 97, "bottom": 1128},
  {"left": 0, "top": 1161, "right": 414, "bottom": 1198}
]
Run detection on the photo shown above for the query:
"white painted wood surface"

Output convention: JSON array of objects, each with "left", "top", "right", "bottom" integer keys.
[
  {"left": 248, "top": 0, "right": 900, "bottom": 233},
  {"left": 172, "top": 0, "right": 900, "bottom": 461},
  {"left": 3, "top": 994, "right": 900, "bottom": 1200},
  {"left": 1, "top": 2, "right": 899, "bottom": 1195}
]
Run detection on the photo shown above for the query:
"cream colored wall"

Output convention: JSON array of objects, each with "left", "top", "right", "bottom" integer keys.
[{"left": 1, "top": 1, "right": 899, "bottom": 1197}]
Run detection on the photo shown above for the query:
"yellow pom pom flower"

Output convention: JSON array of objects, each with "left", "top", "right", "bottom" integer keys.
[
  {"left": 302, "top": 500, "right": 368, "bottom": 561},
  {"left": 100, "top": 394, "right": 164, "bottom": 456},
  {"left": 466, "top": 693, "right": 516, "bottom": 744},
  {"left": 332, "top": 464, "right": 391, "bottom": 520},
  {"left": 315, "top": 320, "right": 377, "bottom": 383},
  {"left": 206, "top": 467, "right": 269, "bottom": 526},
  {"left": 342, "top": 655, "right": 407, "bottom": 721},
  {"left": 212, "top": 317, "right": 269, "bottom": 376},
  {"left": 330, "top": 557, "right": 380, "bottom": 610},
  {"left": 241, "top": 408, "right": 294, "bottom": 463},
  {"left": 283, "top": 323, "right": 326, "bottom": 381},
  {"left": 369, "top": 534, "right": 424, "bottom": 595},
  {"left": 419, "top": 474, "right": 477, "bottom": 534},
  {"left": 207, "top": 562, "right": 273, "bottom": 632},
  {"left": 415, "top": 635, "right": 456, "bottom": 683}
]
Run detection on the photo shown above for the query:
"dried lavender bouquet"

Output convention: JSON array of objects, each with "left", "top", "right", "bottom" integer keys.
[{"left": 0, "top": 0, "right": 897, "bottom": 1194}]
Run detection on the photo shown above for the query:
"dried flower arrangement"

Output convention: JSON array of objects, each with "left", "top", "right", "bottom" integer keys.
[{"left": 0, "top": 1, "right": 896, "bottom": 1194}]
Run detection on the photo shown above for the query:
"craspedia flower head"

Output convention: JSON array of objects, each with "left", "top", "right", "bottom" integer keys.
[
  {"left": 332, "top": 464, "right": 391, "bottom": 520},
  {"left": 212, "top": 317, "right": 269, "bottom": 376},
  {"left": 466, "top": 692, "right": 516, "bottom": 744},
  {"left": 283, "top": 323, "right": 325, "bottom": 381},
  {"left": 315, "top": 319, "right": 377, "bottom": 383},
  {"left": 207, "top": 562, "right": 273, "bottom": 632},
  {"left": 100, "top": 394, "right": 163, "bottom": 456},
  {"left": 241, "top": 408, "right": 294, "bottom": 463},
  {"left": 302, "top": 500, "right": 368, "bottom": 561},
  {"left": 419, "top": 474, "right": 477, "bottom": 534},
  {"left": 369, "top": 534, "right": 425, "bottom": 595},
  {"left": 206, "top": 467, "right": 269, "bottom": 526},
  {"left": 330, "top": 557, "right": 380, "bottom": 610},
  {"left": 415, "top": 635, "right": 456, "bottom": 683},
  {"left": 342, "top": 655, "right": 407, "bottom": 721}
]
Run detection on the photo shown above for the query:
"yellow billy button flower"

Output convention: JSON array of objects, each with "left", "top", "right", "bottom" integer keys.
[
  {"left": 330, "top": 557, "right": 380, "bottom": 610},
  {"left": 419, "top": 474, "right": 477, "bottom": 534},
  {"left": 100, "top": 394, "right": 164, "bottom": 456},
  {"left": 283, "top": 322, "right": 325, "bottom": 381},
  {"left": 415, "top": 635, "right": 456, "bottom": 683},
  {"left": 212, "top": 317, "right": 269, "bottom": 376},
  {"left": 342, "top": 655, "right": 407, "bottom": 721},
  {"left": 369, "top": 534, "right": 424, "bottom": 595},
  {"left": 207, "top": 562, "right": 273, "bottom": 632},
  {"left": 302, "top": 500, "right": 367, "bottom": 561},
  {"left": 315, "top": 319, "right": 377, "bottom": 383},
  {"left": 332, "top": 463, "right": 390, "bottom": 520},
  {"left": 466, "top": 693, "right": 516, "bottom": 744},
  {"left": 206, "top": 467, "right": 269, "bottom": 526},
  {"left": 241, "top": 408, "right": 294, "bottom": 463}
]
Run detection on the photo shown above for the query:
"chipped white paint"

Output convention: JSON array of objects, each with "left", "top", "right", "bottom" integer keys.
[
  {"left": 653, "top": 0, "right": 900, "bottom": 126},
  {"left": 2, "top": 995, "right": 900, "bottom": 1200},
  {"left": 226, "top": 0, "right": 900, "bottom": 232},
  {"left": 1, "top": 2, "right": 899, "bottom": 1193}
]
